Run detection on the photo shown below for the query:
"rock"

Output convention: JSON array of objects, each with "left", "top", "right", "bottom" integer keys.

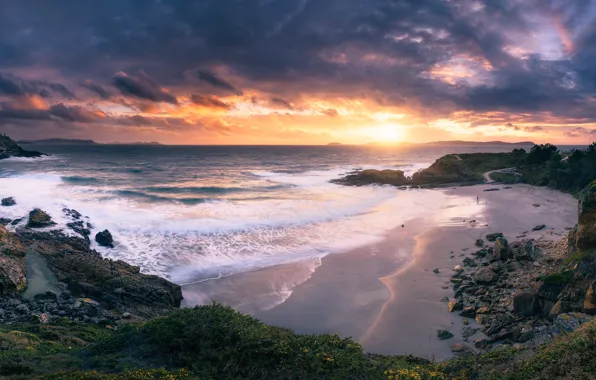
[
  {"left": 433, "top": 268, "right": 439, "bottom": 274},
  {"left": 34, "top": 290, "right": 58, "bottom": 301},
  {"left": 511, "top": 240, "right": 537, "bottom": 261},
  {"left": 549, "top": 300, "right": 564, "bottom": 318},
  {"left": 1, "top": 197, "right": 16, "bottom": 206},
  {"left": 459, "top": 307, "right": 476, "bottom": 318},
  {"left": 15, "top": 304, "right": 30, "bottom": 314},
  {"left": 486, "top": 233, "right": 503, "bottom": 242},
  {"left": 449, "top": 300, "right": 463, "bottom": 312},
  {"left": 475, "top": 314, "right": 487, "bottom": 324},
  {"left": 0, "top": 134, "right": 45, "bottom": 160},
  {"left": 583, "top": 280, "right": 596, "bottom": 314},
  {"left": 95, "top": 229, "right": 114, "bottom": 247},
  {"left": 122, "top": 312, "right": 132, "bottom": 319},
  {"left": 450, "top": 343, "right": 473, "bottom": 355},
  {"left": 0, "top": 217, "right": 12, "bottom": 225},
  {"left": 0, "top": 225, "right": 28, "bottom": 294},
  {"left": 453, "top": 265, "right": 464, "bottom": 273},
  {"left": 476, "top": 307, "right": 490, "bottom": 314},
  {"left": 474, "top": 267, "right": 496, "bottom": 284},
  {"left": 474, "top": 338, "right": 491, "bottom": 349},
  {"left": 576, "top": 181, "right": 596, "bottom": 249},
  {"left": 10, "top": 218, "right": 23, "bottom": 226},
  {"left": 551, "top": 313, "right": 593, "bottom": 336},
  {"left": 462, "top": 319, "right": 469, "bottom": 325},
  {"left": 513, "top": 291, "right": 538, "bottom": 317},
  {"left": 484, "top": 188, "right": 500, "bottom": 192},
  {"left": 463, "top": 257, "right": 477, "bottom": 267},
  {"left": 437, "top": 330, "right": 454, "bottom": 340},
  {"left": 27, "top": 208, "right": 56, "bottom": 228},
  {"left": 462, "top": 327, "right": 479, "bottom": 338},
  {"left": 532, "top": 204, "right": 540, "bottom": 207},
  {"left": 532, "top": 224, "right": 546, "bottom": 231},
  {"left": 494, "top": 237, "right": 512, "bottom": 261},
  {"left": 475, "top": 239, "right": 484, "bottom": 247}
]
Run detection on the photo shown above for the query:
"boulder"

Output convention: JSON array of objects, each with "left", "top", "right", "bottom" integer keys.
[
  {"left": 493, "top": 237, "right": 512, "bottom": 261},
  {"left": 0, "top": 225, "right": 27, "bottom": 294},
  {"left": 532, "top": 224, "right": 546, "bottom": 231},
  {"left": 449, "top": 299, "right": 463, "bottom": 312},
  {"left": 513, "top": 291, "right": 538, "bottom": 317},
  {"left": 474, "top": 267, "right": 496, "bottom": 284},
  {"left": 453, "top": 265, "right": 464, "bottom": 273},
  {"left": 583, "top": 280, "right": 596, "bottom": 314},
  {"left": 475, "top": 239, "right": 484, "bottom": 247},
  {"left": 0, "top": 218, "right": 12, "bottom": 226},
  {"left": 437, "top": 330, "right": 454, "bottom": 340},
  {"left": 27, "top": 208, "right": 56, "bottom": 228},
  {"left": 576, "top": 180, "right": 596, "bottom": 249},
  {"left": 511, "top": 240, "right": 537, "bottom": 261},
  {"left": 1, "top": 197, "right": 16, "bottom": 206},
  {"left": 486, "top": 233, "right": 503, "bottom": 242},
  {"left": 95, "top": 229, "right": 114, "bottom": 248}
]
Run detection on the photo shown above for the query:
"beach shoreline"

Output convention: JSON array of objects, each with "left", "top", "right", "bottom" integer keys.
[{"left": 185, "top": 183, "right": 578, "bottom": 360}]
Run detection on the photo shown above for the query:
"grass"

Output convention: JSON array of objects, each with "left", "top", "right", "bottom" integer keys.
[
  {"left": 539, "top": 270, "right": 575, "bottom": 286},
  {"left": 1, "top": 304, "right": 595, "bottom": 379}
]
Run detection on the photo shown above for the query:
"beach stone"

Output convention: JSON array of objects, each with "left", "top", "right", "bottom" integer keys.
[
  {"left": 532, "top": 224, "right": 546, "bottom": 231},
  {"left": 486, "top": 233, "right": 503, "bottom": 242},
  {"left": 449, "top": 300, "right": 463, "bottom": 312},
  {"left": 433, "top": 268, "right": 439, "bottom": 274},
  {"left": 122, "top": 312, "right": 132, "bottom": 319},
  {"left": 474, "top": 338, "right": 491, "bottom": 349},
  {"left": 0, "top": 218, "right": 12, "bottom": 226},
  {"left": 475, "top": 239, "right": 484, "bottom": 247},
  {"left": 437, "top": 330, "right": 454, "bottom": 340},
  {"left": 27, "top": 208, "right": 56, "bottom": 228},
  {"left": 494, "top": 237, "right": 512, "bottom": 261},
  {"left": 474, "top": 267, "right": 496, "bottom": 284},
  {"left": 1, "top": 197, "right": 16, "bottom": 206},
  {"left": 459, "top": 307, "right": 476, "bottom": 318},
  {"left": 451, "top": 343, "right": 473, "bottom": 355},
  {"left": 513, "top": 291, "right": 538, "bottom": 317},
  {"left": 453, "top": 265, "right": 464, "bottom": 273},
  {"left": 462, "top": 327, "right": 478, "bottom": 338},
  {"left": 15, "top": 304, "right": 30, "bottom": 315},
  {"left": 95, "top": 229, "right": 114, "bottom": 248},
  {"left": 463, "top": 257, "right": 477, "bottom": 267}
]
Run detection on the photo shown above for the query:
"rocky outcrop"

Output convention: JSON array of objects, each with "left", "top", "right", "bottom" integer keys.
[
  {"left": 17, "top": 228, "right": 182, "bottom": 317},
  {"left": 584, "top": 280, "right": 596, "bottom": 314},
  {"left": 95, "top": 229, "right": 114, "bottom": 247},
  {"left": 0, "top": 134, "right": 45, "bottom": 159},
  {"left": 575, "top": 180, "right": 596, "bottom": 249},
  {"left": 0, "top": 225, "right": 27, "bottom": 294},
  {"left": 331, "top": 169, "right": 409, "bottom": 186},
  {"left": 493, "top": 237, "right": 512, "bottom": 261},
  {"left": 27, "top": 209, "right": 56, "bottom": 228},
  {"left": 1, "top": 197, "right": 16, "bottom": 206}
]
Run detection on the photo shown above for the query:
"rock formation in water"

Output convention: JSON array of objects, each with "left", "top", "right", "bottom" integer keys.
[{"left": 0, "top": 134, "right": 45, "bottom": 159}]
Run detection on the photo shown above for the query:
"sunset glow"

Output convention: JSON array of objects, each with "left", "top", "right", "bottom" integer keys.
[{"left": 0, "top": 1, "right": 595, "bottom": 145}]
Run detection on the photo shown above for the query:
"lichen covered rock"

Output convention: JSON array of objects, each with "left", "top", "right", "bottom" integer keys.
[
  {"left": 576, "top": 180, "right": 596, "bottom": 249},
  {"left": 27, "top": 209, "right": 56, "bottom": 228},
  {"left": 0, "top": 225, "right": 27, "bottom": 294}
]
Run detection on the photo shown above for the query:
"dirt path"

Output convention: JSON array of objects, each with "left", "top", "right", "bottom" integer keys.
[{"left": 483, "top": 167, "right": 516, "bottom": 183}]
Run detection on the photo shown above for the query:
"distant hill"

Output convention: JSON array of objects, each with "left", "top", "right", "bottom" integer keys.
[
  {"left": 106, "top": 141, "right": 163, "bottom": 145},
  {"left": 423, "top": 140, "right": 534, "bottom": 146},
  {"left": 326, "top": 142, "right": 343, "bottom": 146},
  {"left": 19, "top": 138, "right": 97, "bottom": 145}
]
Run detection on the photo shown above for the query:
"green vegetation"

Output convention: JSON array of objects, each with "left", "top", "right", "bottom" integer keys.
[
  {"left": 539, "top": 270, "right": 575, "bottom": 286},
  {"left": 519, "top": 143, "right": 596, "bottom": 194},
  {"left": 2, "top": 304, "right": 595, "bottom": 379}
]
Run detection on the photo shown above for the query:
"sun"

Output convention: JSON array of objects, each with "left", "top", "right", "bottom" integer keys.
[{"left": 368, "top": 124, "right": 405, "bottom": 142}]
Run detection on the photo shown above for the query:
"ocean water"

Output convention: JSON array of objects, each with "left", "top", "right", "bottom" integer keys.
[{"left": 0, "top": 143, "right": 532, "bottom": 310}]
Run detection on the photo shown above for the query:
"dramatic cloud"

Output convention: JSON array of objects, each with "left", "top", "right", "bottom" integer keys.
[
  {"left": 195, "top": 70, "right": 242, "bottom": 96},
  {"left": 112, "top": 71, "right": 178, "bottom": 104},
  {"left": 190, "top": 94, "right": 231, "bottom": 110},
  {"left": 0, "top": 0, "right": 596, "bottom": 143}
]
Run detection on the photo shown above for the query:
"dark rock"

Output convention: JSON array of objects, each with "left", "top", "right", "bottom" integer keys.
[
  {"left": 583, "top": 280, "right": 596, "bottom": 314},
  {"left": 494, "top": 237, "right": 512, "bottom": 261},
  {"left": 1, "top": 197, "right": 16, "bottom": 206},
  {"left": 63, "top": 208, "right": 83, "bottom": 219},
  {"left": 474, "top": 338, "right": 491, "bottom": 349},
  {"left": 511, "top": 240, "right": 537, "bottom": 261},
  {"left": 463, "top": 257, "right": 477, "bottom": 267},
  {"left": 474, "top": 267, "right": 496, "bottom": 284},
  {"left": 462, "top": 326, "right": 479, "bottom": 338},
  {"left": 331, "top": 169, "right": 409, "bottom": 187},
  {"left": 10, "top": 218, "right": 23, "bottom": 226},
  {"left": 433, "top": 268, "right": 439, "bottom": 274},
  {"left": 459, "top": 307, "right": 477, "bottom": 318},
  {"left": 532, "top": 224, "right": 546, "bottom": 231},
  {"left": 0, "top": 134, "right": 45, "bottom": 160},
  {"left": 67, "top": 221, "right": 91, "bottom": 240},
  {"left": 450, "top": 343, "right": 473, "bottom": 355},
  {"left": 95, "top": 229, "right": 114, "bottom": 247},
  {"left": 449, "top": 299, "right": 463, "bottom": 312},
  {"left": 483, "top": 188, "right": 500, "bottom": 192},
  {"left": 15, "top": 303, "right": 30, "bottom": 314},
  {"left": 475, "top": 239, "right": 484, "bottom": 247},
  {"left": 532, "top": 204, "right": 540, "bottom": 207},
  {"left": 27, "top": 208, "right": 56, "bottom": 228},
  {"left": 513, "top": 291, "right": 539, "bottom": 317},
  {"left": 0, "top": 218, "right": 12, "bottom": 226},
  {"left": 437, "top": 330, "right": 454, "bottom": 340},
  {"left": 486, "top": 233, "right": 503, "bottom": 242},
  {"left": 0, "top": 225, "right": 27, "bottom": 294}
]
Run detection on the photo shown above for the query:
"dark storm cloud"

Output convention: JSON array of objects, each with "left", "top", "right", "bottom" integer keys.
[
  {"left": 0, "top": 72, "right": 74, "bottom": 99},
  {"left": 190, "top": 94, "right": 231, "bottom": 110},
  {"left": 2, "top": 0, "right": 596, "bottom": 135},
  {"left": 80, "top": 80, "right": 113, "bottom": 100},
  {"left": 269, "top": 97, "right": 294, "bottom": 110},
  {"left": 195, "top": 71, "right": 242, "bottom": 96},
  {"left": 0, "top": 102, "right": 103, "bottom": 123},
  {"left": 112, "top": 71, "right": 178, "bottom": 104}
]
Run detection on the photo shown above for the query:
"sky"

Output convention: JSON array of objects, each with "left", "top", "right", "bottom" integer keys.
[{"left": 1, "top": 0, "right": 596, "bottom": 145}]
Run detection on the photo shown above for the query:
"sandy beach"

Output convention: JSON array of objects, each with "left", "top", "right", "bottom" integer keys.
[{"left": 183, "top": 183, "right": 577, "bottom": 360}]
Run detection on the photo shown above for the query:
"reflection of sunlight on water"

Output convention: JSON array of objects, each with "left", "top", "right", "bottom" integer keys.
[{"left": 435, "top": 191, "right": 486, "bottom": 226}]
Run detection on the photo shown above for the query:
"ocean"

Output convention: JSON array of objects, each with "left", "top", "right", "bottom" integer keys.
[{"left": 0, "top": 143, "right": 535, "bottom": 311}]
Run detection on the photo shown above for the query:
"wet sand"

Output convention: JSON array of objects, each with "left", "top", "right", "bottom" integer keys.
[{"left": 184, "top": 184, "right": 577, "bottom": 360}]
